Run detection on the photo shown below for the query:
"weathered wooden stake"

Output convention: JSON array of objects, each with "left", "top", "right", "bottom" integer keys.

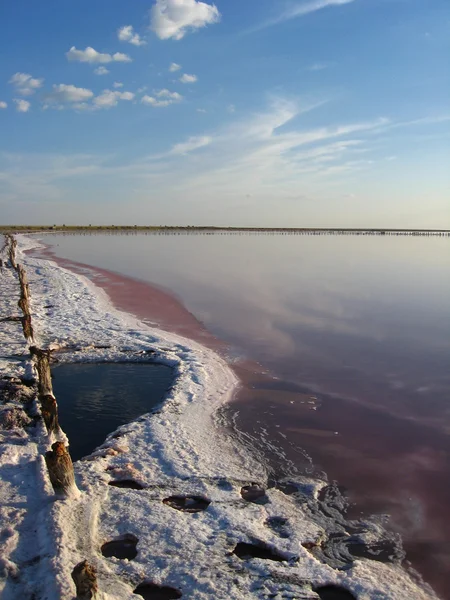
[
  {"left": 41, "top": 394, "right": 59, "bottom": 433},
  {"left": 15, "top": 263, "right": 34, "bottom": 341},
  {"left": 17, "top": 264, "right": 30, "bottom": 306},
  {"left": 30, "top": 347, "right": 60, "bottom": 433},
  {"left": 71, "top": 560, "right": 98, "bottom": 599},
  {"left": 21, "top": 314, "right": 34, "bottom": 341},
  {"left": 45, "top": 441, "right": 76, "bottom": 496},
  {"left": 31, "top": 347, "right": 54, "bottom": 397},
  {"left": 6, "top": 234, "right": 17, "bottom": 269}
]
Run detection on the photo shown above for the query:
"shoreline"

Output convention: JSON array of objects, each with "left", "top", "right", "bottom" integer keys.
[{"left": 0, "top": 233, "right": 440, "bottom": 599}]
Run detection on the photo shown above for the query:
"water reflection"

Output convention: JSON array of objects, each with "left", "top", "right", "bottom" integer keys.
[{"left": 43, "top": 232, "right": 450, "bottom": 597}]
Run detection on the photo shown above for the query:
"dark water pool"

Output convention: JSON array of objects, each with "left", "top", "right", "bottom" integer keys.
[{"left": 51, "top": 362, "right": 174, "bottom": 461}]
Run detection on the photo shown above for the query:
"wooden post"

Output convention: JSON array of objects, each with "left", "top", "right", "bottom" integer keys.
[
  {"left": 6, "top": 234, "right": 17, "bottom": 269},
  {"left": 31, "top": 347, "right": 54, "bottom": 396},
  {"left": 30, "top": 347, "right": 60, "bottom": 433},
  {"left": 21, "top": 314, "right": 34, "bottom": 341},
  {"left": 71, "top": 560, "right": 98, "bottom": 599},
  {"left": 16, "top": 263, "right": 34, "bottom": 341},
  {"left": 41, "top": 394, "right": 59, "bottom": 433},
  {"left": 45, "top": 442, "right": 76, "bottom": 496},
  {"left": 17, "top": 264, "right": 30, "bottom": 306}
]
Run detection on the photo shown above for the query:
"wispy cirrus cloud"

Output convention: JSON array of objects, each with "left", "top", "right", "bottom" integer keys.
[
  {"left": 131, "top": 96, "right": 390, "bottom": 208},
  {"left": 171, "top": 135, "right": 212, "bottom": 154},
  {"left": 66, "top": 46, "right": 132, "bottom": 64},
  {"left": 307, "top": 62, "right": 329, "bottom": 71},
  {"left": 250, "top": 0, "right": 357, "bottom": 32}
]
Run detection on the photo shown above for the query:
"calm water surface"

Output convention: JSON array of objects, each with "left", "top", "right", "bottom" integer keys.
[
  {"left": 43, "top": 232, "right": 450, "bottom": 596},
  {"left": 52, "top": 362, "right": 173, "bottom": 461}
]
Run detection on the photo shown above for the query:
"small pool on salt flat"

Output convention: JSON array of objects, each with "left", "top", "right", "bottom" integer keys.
[{"left": 51, "top": 362, "right": 174, "bottom": 461}]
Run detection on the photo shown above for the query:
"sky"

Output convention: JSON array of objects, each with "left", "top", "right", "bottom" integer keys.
[{"left": 0, "top": 0, "right": 449, "bottom": 227}]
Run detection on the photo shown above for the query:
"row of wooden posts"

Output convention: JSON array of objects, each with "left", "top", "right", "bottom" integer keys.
[{"left": 4, "top": 234, "right": 98, "bottom": 599}]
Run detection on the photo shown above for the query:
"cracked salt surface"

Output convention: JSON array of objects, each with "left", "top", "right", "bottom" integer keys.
[{"left": 0, "top": 234, "right": 440, "bottom": 599}]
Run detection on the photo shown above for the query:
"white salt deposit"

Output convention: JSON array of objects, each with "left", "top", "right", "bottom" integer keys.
[{"left": 0, "top": 234, "right": 440, "bottom": 599}]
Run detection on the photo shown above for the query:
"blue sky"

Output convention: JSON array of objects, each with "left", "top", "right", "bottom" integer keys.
[{"left": 0, "top": 0, "right": 449, "bottom": 227}]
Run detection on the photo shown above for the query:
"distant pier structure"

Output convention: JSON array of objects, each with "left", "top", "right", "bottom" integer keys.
[
  {"left": 148, "top": 227, "right": 450, "bottom": 237},
  {"left": 2, "top": 225, "right": 449, "bottom": 237}
]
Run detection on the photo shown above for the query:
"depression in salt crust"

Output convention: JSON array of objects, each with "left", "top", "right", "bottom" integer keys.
[{"left": 0, "top": 233, "right": 440, "bottom": 600}]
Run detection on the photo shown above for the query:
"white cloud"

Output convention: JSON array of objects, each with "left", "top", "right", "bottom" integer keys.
[
  {"left": 169, "top": 62, "right": 182, "bottom": 72},
  {"left": 252, "top": 0, "right": 356, "bottom": 32},
  {"left": 9, "top": 72, "right": 44, "bottom": 96},
  {"left": 227, "top": 104, "right": 236, "bottom": 114},
  {"left": 93, "top": 89, "right": 135, "bottom": 109},
  {"left": 94, "top": 66, "right": 110, "bottom": 75},
  {"left": 118, "top": 25, "right": 146, "bottom": 46},
  {"left": 113, "top": 82, "right": 124, "bottom": 88},
  {"left": 141, "top": 89, "right": 183, "bottom": 107},
  {"left": 171, "top": 135, "right": 212, "bottom": 154},
  {"left": 150, "top": 0, "right": 221, "bottom": 40},
  {"left": 197, "top": 108, "right": 207, "bottom": 113},
  {"left": 308, "top": 62, "right": 328, "bottom": 71},
  {"left": 13, "top": 99, "right": 31, "bottom": 113},
  {"left": 66, "top": 46, "right": 132, "bottom": 64},
  {"left": 44, "top": 84, "right": 94, "bottom": 104},
  {"left": 0, "top": 101, "right": 7, "bottom": 109},
  {"left": 157, "top": 89, "right": 182, "bottom": 99},
  {"left": 179, "top": 73, "right": 198, "bottom": 83},
  {"left": 146, "top": 98, "right": 389, "bottom": 206},
  {"left": 141, "top": 96, "right": 170, "bottom": 107}
]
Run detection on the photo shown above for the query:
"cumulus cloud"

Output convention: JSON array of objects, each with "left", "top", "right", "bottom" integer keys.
[
  {"left": 9, "top": 72, "right": 44, "bottom": 96},
  {"left": 13, "top": 99, "right": 31, "bottom": 113},
  {"left": 66, "top": 46, "right": 132, "bottom": 64},
  {"left": 0, "top": 101, "right": 7, "bottom": 109},
  {"left": 171, "top": 135, "right": 211, "bottom": 154},
  {"left": 141, "top": 89, "right": 183, "bottom": 107},
  {"left": 150, "top": 0, "right": 220, "bottom": 40},
  {"left": 44, "top": 84, "right": 94, "bottom": 104},
  {"left": 113, "top": 82, "right": 124, "bottom": 88},
  {"left": 179, "top": 73, "right": 198, "bottom": 83},
  {"left": 93, "top": 89, "right": 135, "bottom": 109},
  {"left": 169, "top": 62, "right": 182, "bottom": 72},
  {"left": 94, "top": 66, "right": 110, "bottom": 75},
  {"left": 118, "top": 25, "right": 146, "bottom": 46}
]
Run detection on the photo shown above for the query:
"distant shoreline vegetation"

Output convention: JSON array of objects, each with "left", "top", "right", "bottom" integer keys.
[{"left": 0, "top": 225, "right": 449, "bottom": 235}]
